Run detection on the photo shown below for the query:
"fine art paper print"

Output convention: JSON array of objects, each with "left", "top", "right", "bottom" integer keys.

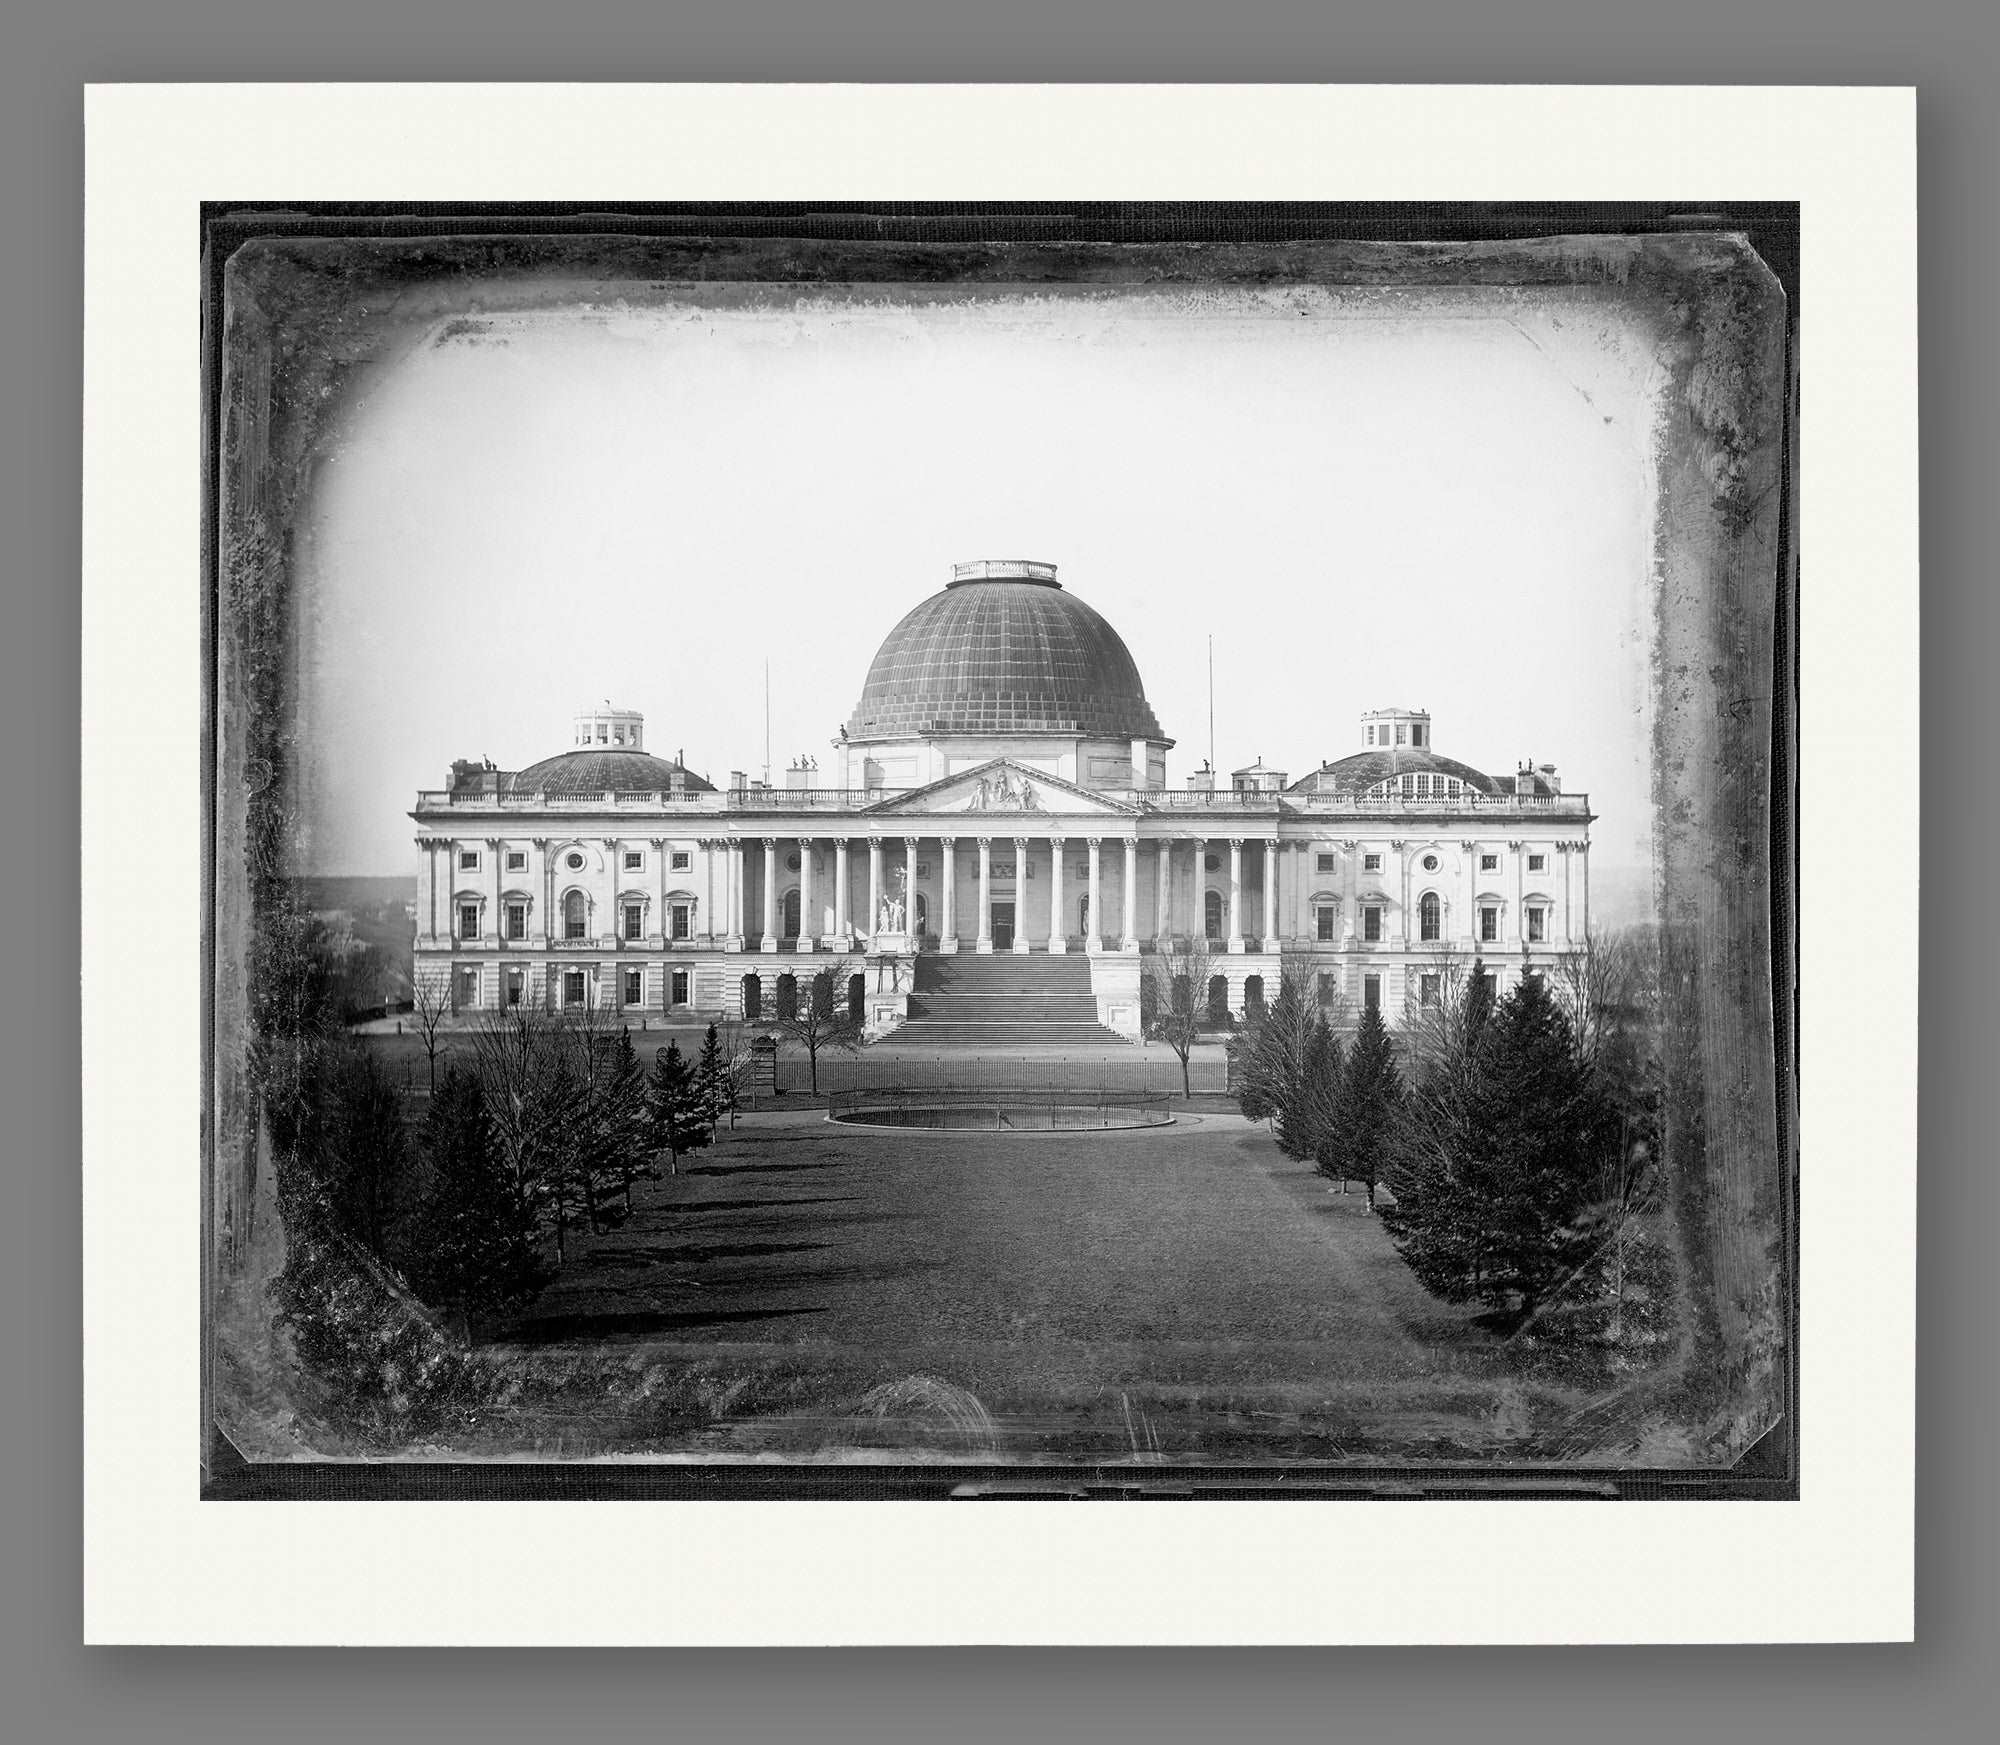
[{"left": 201, "top": 206, "right": 1797, "bottom": 1498}]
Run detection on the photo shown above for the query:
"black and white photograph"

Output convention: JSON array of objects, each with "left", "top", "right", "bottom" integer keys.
[{"left": 200, "top": 205, "right": 1796, "bottom": 1491}]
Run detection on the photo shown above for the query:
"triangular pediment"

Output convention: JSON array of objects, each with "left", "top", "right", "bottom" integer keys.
[{"left": 868, "top": 758, "right": 1137, "bottom": 817}]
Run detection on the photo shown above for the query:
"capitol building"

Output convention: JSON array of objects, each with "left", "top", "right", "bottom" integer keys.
[{"left": 411, "top": 560, "right": 1595, "bottom": 1042}]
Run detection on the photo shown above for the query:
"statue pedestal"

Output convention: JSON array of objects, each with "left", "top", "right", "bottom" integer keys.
[{"left": 867, "top": 931, "right": 912, "bottom": 958}]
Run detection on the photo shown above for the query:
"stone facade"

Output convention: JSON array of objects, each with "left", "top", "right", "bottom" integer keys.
[{"left": 411, "top": 566, "right": 1594, "bottom": 1038}]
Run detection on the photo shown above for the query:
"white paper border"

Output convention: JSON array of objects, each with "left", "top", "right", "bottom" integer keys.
[{"left": 82, "top": 83, "right": 1915, "bottom": 1644}]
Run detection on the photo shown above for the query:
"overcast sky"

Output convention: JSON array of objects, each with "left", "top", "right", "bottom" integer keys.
[{"left": 297, "top": 285, "right": 1663, "bottom": 922}]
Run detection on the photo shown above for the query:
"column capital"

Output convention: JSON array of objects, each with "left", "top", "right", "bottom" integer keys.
[
  {"left": 903, "top": 835, "right": 920, "bottom": 849},
  {"left": 601, "top": 837, "right": 620, "bottom": 850},
  {"left": 1046, "top": 834, "right": 1065, "bottom": 847},
  {"left": 1460, "top": 839, "right": 1480, "bottom": 853},
  {"left": 649, "top": 836, "right": 667, "bottom": 850},
  {"left": 485, "top": 836, "right": 504, "bottom": 849},
  {"left": 977, "top": 835, "right": 993, "bottom": 850},
  {"left": 939, "top": 834, "right": 957, "bottom": 848},
  {"left": 1390, "top": 838, "right": 1408, "bottom": 852},
  {"left": 797, "top": 834, "right": 814, "bottom": 848},
  {"left": 1228, "top": 836, "right": 1243, "bottom": 850},
  {"left": 831, "top": 835, "right": 848, "bottom": 848},
  {"left": 1507, "top": 839, "right": 1524, "bottom": 852},
  {"left": 1013, "top": 835, "right": 1030, "bottom": 850},
  {"left": 1341, "top": 839, "right": 1360, "bottom": 852},
  {"left": 1086, "top": 836, "right": 1102, "bottom": 849},
  {"left": 1265, "top": 835, "right": 1281, "bottom": 849},
  {"left": 763, "top": 836, "right": 779, "bottom": 849},
  {"left": 868, "top": 834, "right": 884, "bottom": 848}
]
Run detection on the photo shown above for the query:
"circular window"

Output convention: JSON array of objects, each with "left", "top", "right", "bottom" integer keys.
[
  {"left": 1422, "top": 853, "right": 1440, "bottom": 872},
  {"left": 1204, "top": 854, "right": 1221, "bottom": 873},
  {"left": 786, "top": 852, "right": 802, "bottom": 873},
  {"left": 566, "top": 851, "right": 584, "bottom": 871}
]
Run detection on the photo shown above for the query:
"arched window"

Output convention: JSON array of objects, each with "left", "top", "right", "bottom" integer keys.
[
  {"left": 1204, "top": 890, "right": 1223, "bottom": 939},
  {"left": 562, "top": 889, "right": 588, "bottom": 940},
  {"left": 741, "top": 973, "right": 762, "bottom": 1020},
  {"left": 782, "top": 888, "right": 801, "bottom": 939},
  {"left": 1206, "top": 975, "right": 1231, "bottom": 1027},
  {"left": 914, "top": 892, "right": 928, "bottom": 936},
  {"left": 847, "top": 974, "right": 866, "bottom": 1021},
  {"left": 1419, "top": 891, "right": 1442, "bottom": 942},
  {"left": 1079, "top": 894, "right": 1091, "bottom": 937},
  {"left": 1244, "top": 974, "right": 1266, "bottom": 1020},
  {"left": 776, "top": 973, "right": 799, "bottom": 1020}
]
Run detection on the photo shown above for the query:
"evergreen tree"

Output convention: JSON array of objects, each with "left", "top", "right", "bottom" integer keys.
[
  {"left": 694, "top": 1024, "right": 727, "bottom": 1138},
  {"left": 1340, "top": 1002, "right": 1403, "bottom": 1209},
  {"left": 325, "top": 1044, "right": 412, "bottom": 1262},
  {"left": 407, "top": 1060, "right": 549, "bottom": 1338},
  {"left": 598, "top": 1027, "right": 654, "bottom": 1214},
  {"left": 1295, "top": 1019, "right": 1347, "bottom": 1182},
  {"left": 1380, "top": 973, "right": 1618, "bottom": 1321},
  {"left": 1231, "top": 971, "right": 1316, "bottom": 1143},
  {"left": 647, "top": 1042, "right": 711, "bottom": 1173}
]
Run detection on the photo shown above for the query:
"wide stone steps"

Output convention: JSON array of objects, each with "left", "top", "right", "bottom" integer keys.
[{"left": 891, "top": 950, "right": 1127, "bottom": 1048}]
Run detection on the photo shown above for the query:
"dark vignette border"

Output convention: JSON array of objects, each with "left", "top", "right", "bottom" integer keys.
[{"left": 199, "top": 201, "right": 1798, "bottom": 1503}]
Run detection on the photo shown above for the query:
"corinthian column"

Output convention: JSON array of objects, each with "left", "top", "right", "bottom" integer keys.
[
  {"left": 760, "top": 838, "right": 779, "bottom": 953},
  {"left": 940, "top": 837, "right": 959, "bottom": 953},
  {"left": 1086, "top": 838, "right": 1102, "bottom": 953},
  {"left": 1013, "top": 838, "right": 1032, "bottom": 953},
  {"left": 1120, "top": 837, "right": 1139, "bottom": 951},
  {"left": 867, "top": 836, "right": 884, "bottom": 945},
  {"left": 1227, "top": 837, "right": 1246, "bottom": 953},
  {"left": 796, "top": 837, "right": 815, "bottom": 951},
  {"left": 1263, "top": 837, "right": 1279, "bottom": 950},
  {"left": 1047, "top": 836, "right": 1067, "bottom": 953},
  {"left": 976, "top": 837, "right": 993, "bottom": 953},
  {"left": 833, "top": 838, "right": 851, "bottom": 946},
  {"left": 1154, "top": 839, "right": 1171, "bottom": 946}
]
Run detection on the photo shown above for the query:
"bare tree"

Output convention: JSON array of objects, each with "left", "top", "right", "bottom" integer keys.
[
  {"left": 406, "top": 973, "right": 454, "bottom": 1094},
  {"left": 769, "top": 956, "right": 863, "bottom": 1096},
  {"left": 1144, "top": 933, "right": 1215, "bottom": 1098}
]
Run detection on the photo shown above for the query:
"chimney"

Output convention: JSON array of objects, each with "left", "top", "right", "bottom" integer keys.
[{"left": 1538, "top": 762, "right": 1560, "bottom": 795}]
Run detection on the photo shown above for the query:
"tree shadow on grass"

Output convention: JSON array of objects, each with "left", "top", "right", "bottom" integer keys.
[
  {"left": 500, "top": 1304, "right": 825, "bottom": 1344},
  {"left": 683, "top": 1160, "right": 843, "bottom": 1178},
  {"left": 592, "top": 1241, "right": 831, "bottom": 1267}
]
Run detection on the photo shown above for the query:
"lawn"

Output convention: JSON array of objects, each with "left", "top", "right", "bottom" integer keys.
[{"left": 442, "top": 1110, "right": 1654, "bottom": 1465}]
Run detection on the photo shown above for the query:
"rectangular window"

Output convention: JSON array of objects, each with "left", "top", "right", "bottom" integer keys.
[
  {"left": 1316, "top": 852, "right": 1336, "bottom": 873},
  {"left": 458, "top": 903, "right": 479, "bottom": 940},
  {"left": 1317, "top": 972, "right": 1337, "bottom": 1006},
  {"left": 563, "top": 970, "right": 585, "bottom": 1007},
  {"left": 1366, "top": 725, "right": 1376, "bottom": 745},
  {"left": 671, "top": 969, "right": 690, "bottom": 1006},
  {"left": 1420, "top": 972, "right": 1441, "bottom": 1007},
  {"left": 1480, "top": 906, "right": 1499, "bottom": 942},
  {"left": 456, "top": 966, "right": 479, "bottom": 1004},
  {"left": 1480, "top": 852, "right": 1498, "bottom": 872},
  {"left": 1316, "top": 906, "right": 1337, "bottom": 942},
  {"left": 1394, "top": 724, "right": 1407, "bottom": 745},
  {"left": 623, "top": 904, "right": 644, "bottom": 941},
  {"left": 1527, "top": 908, "right": 1547, "bottom": 943},
  {"left": 1362, "top": 905, "right": 1383, "bottom": 943},
  {"left": 505, "top": 850, "right": 526, "bottom": 872},
  {"left": 671, "top": 903, "right": 691, "bottom": 940},
  {"left": 1412, "top": 724, "right": 1426, "bottom": 747},
  {"left": 1363, "top": 852, "right": 1382, "bottom": 872},
  {"left": 1528, "top": 852, "right": 1546, "bottom": 872},
  {"left": 458, "top": 850, "right": 479, "bottom": 872},
  {"left": 505, "top": 902, "right": 526, "bottom": 940},
  {"left": 505, "top": 970, "right": 523, "bottom": 1008},
  {"left": 1363, "top": 974, "right": 1381, "bottom": 1013},
  {"left": 624, "top": 850, "right": 643, "bottom": 871},
  {"left": 623, "top": 969, "right": 643, "bottom": 1006},
  {"left": 670, "top": 850, "right": 692, "bottom": 872}
]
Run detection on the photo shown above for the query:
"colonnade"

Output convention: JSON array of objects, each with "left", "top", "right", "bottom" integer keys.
[{"left": 718, "top": 832, "right": 1294, "bottom": 954}]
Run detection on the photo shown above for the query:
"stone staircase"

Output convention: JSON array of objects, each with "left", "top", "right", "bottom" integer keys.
[{"left": 886, "top": 951, "right": 1128, "bottom": 1048}]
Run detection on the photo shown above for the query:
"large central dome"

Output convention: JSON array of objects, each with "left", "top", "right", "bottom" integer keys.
[{"left": 845, "top": 560, "right": 1166, "bottom": 743}]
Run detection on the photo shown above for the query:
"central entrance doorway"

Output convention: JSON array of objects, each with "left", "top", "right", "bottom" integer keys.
[{"left": 991, "top": 901, "right": 1015, "bottom": 950}]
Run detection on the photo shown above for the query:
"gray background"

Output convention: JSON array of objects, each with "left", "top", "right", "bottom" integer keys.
[{"left": 3, "top": 1, "right": 1987, "bottom": 1739}]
